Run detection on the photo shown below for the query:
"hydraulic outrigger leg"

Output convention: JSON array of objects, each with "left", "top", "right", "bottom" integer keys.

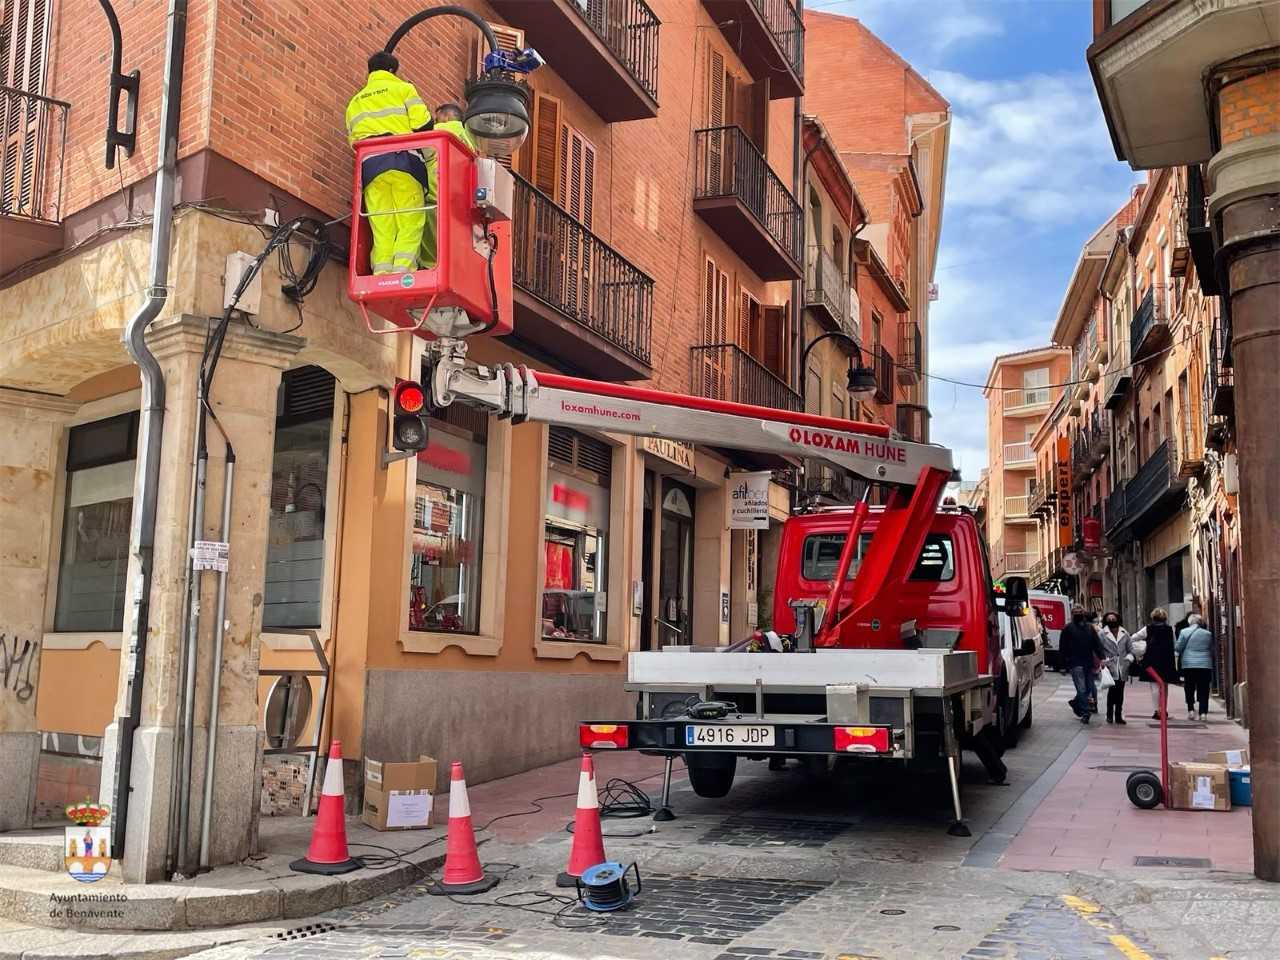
[
  {"left": 653, "top": 755, "right": 676, "bottom": 822},
  {"left": 943, "top": 698, "right": 970, "bottom": 837}
]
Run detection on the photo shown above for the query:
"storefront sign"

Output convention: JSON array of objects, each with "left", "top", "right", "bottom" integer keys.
[
  {"left": 720, "top": 591, "right": 730, "bottom": 625},
  {"left": 546, "top": 467, "right": 610, "bottom": 530},
  {"left": 417, "top": 429, "right": 486, "bottom": 497},
  {"left": 729, "top": 471, "right": 771, "bottom": 530},
  {"left": 642, "top": 437, "right": 694, "bottom": 472},
  {"left": 1056, "top": 436, "right": 1072, "bottom": 545}
]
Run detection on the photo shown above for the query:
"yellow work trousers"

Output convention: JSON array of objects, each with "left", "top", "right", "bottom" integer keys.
[{"left": 364, "top": 170, "right": 425, "bottom": 275}]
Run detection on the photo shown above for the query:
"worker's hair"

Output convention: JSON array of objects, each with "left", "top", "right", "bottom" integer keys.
[
  {"left": 368, "top": 51, "right": 399, "bottom": 74},
  {"left": 436, "top": 102, "right": 464, "bottom": 120},
  {"left": 1187, "top": 613, "right": 1203, "bottom": 626},
  {"left": 1071, "top": 603, "right": 1086, "bottom": 619},
  {"left": 1150, "top": 607, "right": 1168, "bottom": 622}
]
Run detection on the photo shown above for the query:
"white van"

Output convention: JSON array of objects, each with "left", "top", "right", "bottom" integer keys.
[{"left": 1028, "top": 591, "right": 1072, "bottom": 670}]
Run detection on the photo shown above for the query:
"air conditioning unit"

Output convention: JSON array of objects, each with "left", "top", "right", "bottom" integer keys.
[{"left": 1223, "top": 452, "right": 1239, "bottom": 494}]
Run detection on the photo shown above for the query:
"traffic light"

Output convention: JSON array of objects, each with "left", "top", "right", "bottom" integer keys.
[{"left": 391, "top": 379, "right": 429, "bottom": 453}]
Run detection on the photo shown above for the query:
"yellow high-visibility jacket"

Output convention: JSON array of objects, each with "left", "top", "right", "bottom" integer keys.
[{"left": 345, "top": 70, "right": 430, "bottom": 146}]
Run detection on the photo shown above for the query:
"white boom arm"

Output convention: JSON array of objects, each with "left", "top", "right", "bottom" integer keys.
[{"left": 425, "top": 340, "right": 954, "bottom": 487}]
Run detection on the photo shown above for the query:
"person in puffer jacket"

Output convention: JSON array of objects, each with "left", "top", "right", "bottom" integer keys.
[{"left": 1176, "top": 613, "right": 1214, "bottom": 721}]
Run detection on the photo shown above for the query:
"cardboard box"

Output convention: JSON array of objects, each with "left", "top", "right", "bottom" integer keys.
[
  {"left": 362, "top": 756, "right": 437, "bottom": 831},
  {"left": 1169, "top": 761, "right": 1232, "bottom": 812},
  {"left": 1205, "top": 748, "right": 1249, "bottom": 768}
]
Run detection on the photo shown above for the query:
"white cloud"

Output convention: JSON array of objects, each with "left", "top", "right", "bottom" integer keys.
[{"left": 850, "top": 0, "right": 1004, "bottom": 54}]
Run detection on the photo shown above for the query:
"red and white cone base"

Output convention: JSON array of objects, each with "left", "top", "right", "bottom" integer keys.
[
  {"left": 556, "top": 753, "right": 607, "bottom": 887},
  {"left": 291, "top": 742, "right": 360, "bottom": 876},
  {"left": 429, "top": 761, "right": 498, "bottom": 895}
]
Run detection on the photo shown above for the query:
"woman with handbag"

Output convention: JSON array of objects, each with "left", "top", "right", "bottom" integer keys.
[
  {"left": 1130, "top": 608, "right": 1179, "bottom": 720},
  {"left": 1098, "top": 611, "right": 1133, "bottom": 724}
]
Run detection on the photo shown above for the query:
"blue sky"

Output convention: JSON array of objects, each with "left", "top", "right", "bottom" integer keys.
[{"left": 809, "top": 0, "right": 1142, "bottom": 477}]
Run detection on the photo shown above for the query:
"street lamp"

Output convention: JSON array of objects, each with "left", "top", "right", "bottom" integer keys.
[
  {"left": 801, "top": 330, "right": 877, "bottom": 408},
  {"left": 384, "top": 5, "right": 541, "bottom": 157}
]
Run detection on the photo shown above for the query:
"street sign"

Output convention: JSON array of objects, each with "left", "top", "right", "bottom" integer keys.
[{"left": 1062, "top": 552, "right": 1084, "bottom": 576}]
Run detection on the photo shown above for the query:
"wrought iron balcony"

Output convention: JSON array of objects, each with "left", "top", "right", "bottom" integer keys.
[
  {"left": 1, "top": 86, "right": 69, "bottom": 277},
  {"left": 512, "top": 175, "right": 653, "bottom": 379},
  {"left": 804, "top": 246, "right": 847, "bottom": 332},
  {"left": 805, "top": 461, "right": 859, "bottom": 503},
  {"left": 898, "top": 319, "right": 922, "bottom": 384},
  {"left": 489, "top": 0, "right": 659, "bottom": 121},
  {"left": 702, "top": 0, "right": 804, "bottom": 98},
  {"left": 873, "top": 343, "right": 895, "bottom": 403},
  {"left": 694, "top": 126, "right": 802, "bottom": 280},
  {"left": 1029, "top": 481, "right": 1055, "bottom": 517},
  {"left": 1103, "top": 352, "right": 1132, "bottom": 410},
  {"left": 1124, "top": 439, "right": 1187, "bottom": 537},
  {"left": 1208, "top": 310, "right": 1234, "bottom": 419},
  {"left": 691, "top": 342, "right": 801, "bottom": 412},
  {"left": 1130, "top": 286, "right": 1171, "bottom": 364},
  {"left": 1029, "top": 555, "right": 1050, "bottom": 587},
  {"left": 1105, "top": 482, "right": 1128, "bottom": 536}
]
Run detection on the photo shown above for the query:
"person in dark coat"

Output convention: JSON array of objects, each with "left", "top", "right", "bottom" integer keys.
[
  {"left": 1131, "top": 607, "right": 1179, "bottom": 720},
  {"left": 1061, "top": 604, "right": 1106, "bottom": 724}
]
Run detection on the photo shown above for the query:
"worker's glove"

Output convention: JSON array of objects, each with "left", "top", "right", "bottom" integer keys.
[{"left": 1125, "top": 654, "right": 1135, "bottom": 662}]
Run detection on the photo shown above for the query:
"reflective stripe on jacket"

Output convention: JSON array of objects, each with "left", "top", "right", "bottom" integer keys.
[{"left": 347, "top": 70, "right": 432, "bottom": 192}]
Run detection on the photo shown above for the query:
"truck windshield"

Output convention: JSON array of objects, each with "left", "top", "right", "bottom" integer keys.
[{"left": 802, "top": 532, "right": 955, "bottom": 582}]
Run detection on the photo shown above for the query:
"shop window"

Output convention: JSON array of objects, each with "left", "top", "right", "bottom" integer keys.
[
  {"left": 408, "top": 402, "right": 489, "bottom": 635},
  {"left": 53, "top": 413, "right": 138, "bottom": 632},
  {"left": 264, "top": 367, "right": 335, "bottom": 629},
  {"left": 543, "top": 427, "right": 611, "bottom": 644}
]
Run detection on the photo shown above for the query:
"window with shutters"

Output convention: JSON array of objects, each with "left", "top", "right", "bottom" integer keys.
[
  {"left": 558, "top": 123, "right": 597, "bottom": 317},
  {"left": 543, "top": 427, "right": 612, "bottom": 645},
  {"left": 265, "top": 367, "right": 337, "bottom": 630},
  {"left": 2, "top": 0, "right": 53, "bottom": 218},
  {"left": 698, "top": 257, "right": 729, "bottom": 398},
  {"left": 739, "top": 289, "right": 762, "bottom": 360},
  {"left": 529, "top": 92, "right": 561, "bottom": 197},
  {"left": 762, "top": 304, "right": 789, "bottom": 383}
]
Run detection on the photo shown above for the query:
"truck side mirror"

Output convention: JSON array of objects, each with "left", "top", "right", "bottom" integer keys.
[
  {"left": 1004, "top": 576, "right": 1029, "bottom": 609},
  {"left": 1018, "top": 638, "right": 1036, "bottom": 657}
]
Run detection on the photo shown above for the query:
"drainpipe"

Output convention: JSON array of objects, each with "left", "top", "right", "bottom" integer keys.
[
  {"left": 791, "top": 0, "right": 805, "bottom": 410},
  {"left": 110, "top": 0, "right": 189, "bottom": 863}
]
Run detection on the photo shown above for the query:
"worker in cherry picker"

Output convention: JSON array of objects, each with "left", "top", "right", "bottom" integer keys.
[
  {"left": 346, "top": 51, "right": 432, "bottom": 275},
  {"left": 420, "top": 103, "right": 478, "bottom": 268}
]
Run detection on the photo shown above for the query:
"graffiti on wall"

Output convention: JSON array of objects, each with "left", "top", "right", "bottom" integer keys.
[{"left": 0, "top": 634, "right": 37, "bottom": 703}]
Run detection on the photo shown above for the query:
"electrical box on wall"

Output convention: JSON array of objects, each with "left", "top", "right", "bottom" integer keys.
[{"left": 224, "top": 251, "right": 263, "bottom": 315}]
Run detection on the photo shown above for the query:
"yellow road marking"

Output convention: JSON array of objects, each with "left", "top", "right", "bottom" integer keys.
[{"left": 1060, "top": 895, "right": 1156, "bottom": 960}]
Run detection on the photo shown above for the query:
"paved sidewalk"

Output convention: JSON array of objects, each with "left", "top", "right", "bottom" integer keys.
[{"left": 1000, "top": 677, "right": 1253, "bottom": 873}]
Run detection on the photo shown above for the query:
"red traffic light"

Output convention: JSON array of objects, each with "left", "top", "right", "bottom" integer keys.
[{"left": 394, "top": 380, "right": 426, "bottom": 414}]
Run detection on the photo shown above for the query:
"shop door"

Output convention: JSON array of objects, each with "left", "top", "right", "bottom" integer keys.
[
  {"left": 658, "top": 480, "right": 695, "bottom": 646},
  {"left": 640, "top": 470, "right": 654, "bottom": 651}
]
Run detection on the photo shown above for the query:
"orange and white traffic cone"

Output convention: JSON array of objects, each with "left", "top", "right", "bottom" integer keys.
[
  {"left": 290, "top": 741, "right": 360, "bottom": 875},
  {"left": 556, "top": 752, "right": 607, "bottom": 887},
  {"left": 429, "top": 761, "right": 498, "bottom": 895}
]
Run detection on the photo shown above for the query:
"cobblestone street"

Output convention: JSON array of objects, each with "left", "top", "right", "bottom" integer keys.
[{"left": 189, "top": 677, "right": 1279, "bottom": 960}]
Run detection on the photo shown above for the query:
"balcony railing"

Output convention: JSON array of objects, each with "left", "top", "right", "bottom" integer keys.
[
  {"left": 898, "top": 319, "right": 922, "bottom": 383},
  {"left": 1004, "top": 441, "right": 1034, "bottom": 465},
  {"left": 1125, "top": 438, "right": 1186, "bottom": 533},
  {"left": 1170, "top": 183, "right": 1190, "bottom": 277},
  {"left": 512, "top": 174, "right": 654, "bottom": 366},
  {"left": 1029, "top": 555, "right": 1050, "bottom": 586},
  {"left": 1005, "top": 495, "right": 1030, "bottom": 518},
  {"left": 691, "top": 343, "right": 801, "bottom": 412},
  {"left": 1005, "top": 386, "right": 1052, "bottom": 411},
  {"left": 1029, "top": 481, "right": 1055, "bottom": 516},
  {"left": 1, "top": 86, "right": 70, "bottom": 277},
  {"left": 753, "top": 0, "right": 804, "bottom": 81},
  {"left": 804, "top": 246, "right": 846, "bottom": 331},
  {"left": 693, "top": 126, "right": 802, "bottom": 278},
  {"left": 490, "top": 0, "right": 659, "bottom": 120},
  {"left": 805, "top": 461, "right": 858, "bottom": 502},
  {"left": 874, "top": 343, "right": 894, "bottom": 403},
  {"left": 1130, "top": 286, "right": 1172, "bottom": 363},
  {"left": 1103, "top": 352, "right": 1132, "bottom": 410},
  {"left": 1004, "top": 551, "right": 1037, "bottom": 573},
  {"left": 1105, "top": 482, "right": 1127, "bottom": 535},
  {"left": 1208, "top": 310, "right": 1234, "bottom": 418}
]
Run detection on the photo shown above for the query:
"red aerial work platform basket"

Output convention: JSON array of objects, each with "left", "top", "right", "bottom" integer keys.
[{"left": 348, "top": 130, "right": 513, "bottom": 337}]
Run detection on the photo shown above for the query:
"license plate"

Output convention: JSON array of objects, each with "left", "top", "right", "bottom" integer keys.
[{"left": 685, "top": 724, "right": 774, "bottom": 747}]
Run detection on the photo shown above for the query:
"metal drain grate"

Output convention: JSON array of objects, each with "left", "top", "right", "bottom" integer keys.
[
  {"left": 1134, "top": 856, "right": 1211, "bottom": 868},
  {"left": 272, "top": 921, "right": 342, "bottom": 941}
]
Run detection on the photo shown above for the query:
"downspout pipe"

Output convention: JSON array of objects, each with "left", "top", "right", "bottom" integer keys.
[{"left": 110, "top": 0, "right": 189, "bottom": 864}]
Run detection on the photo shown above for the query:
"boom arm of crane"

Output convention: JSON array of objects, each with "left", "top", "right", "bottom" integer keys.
[
  {"left": 425, "top": 338, "right": 955, "bottom": 651},
  {"left": 425, "top": 340, "right": 953, "bottom": 486}
]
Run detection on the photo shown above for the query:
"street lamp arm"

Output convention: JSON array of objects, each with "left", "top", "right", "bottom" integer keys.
[
  {"left": 385, "top": 6, "right": 500, "bottom": 56},
  {"left": 802, "top": 330, "right": 865, "bottom": 368}
]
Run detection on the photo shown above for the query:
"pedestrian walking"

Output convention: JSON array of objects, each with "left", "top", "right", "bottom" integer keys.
[
  {"left": 1130, "top": 608, "right": 1179, "bottom": 720},
  {"left": 1061, "top": 604, "right": 1106, "bottom": 724},
  {"left": 1098, "top": 611, "right": 1133, "bottom": 724},
  {"left": 1176, "top": 613, "right": 1214, "bottom": 721}
]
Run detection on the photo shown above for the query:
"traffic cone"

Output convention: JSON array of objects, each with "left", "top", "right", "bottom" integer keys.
[
  {"left": 556, "top": 752, "right": 607, "bottom": 887},
  {"left": 290, "top": 741, "right": 360, "bottom": 875},
  {"left": 429, "top": 761, "right": 498, "bottom": 895}
]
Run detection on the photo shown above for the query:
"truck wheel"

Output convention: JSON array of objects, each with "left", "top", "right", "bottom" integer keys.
[
  {"left": 1019, "top": 697, "right": 1034, "bottom": 730},
  {"left": 1002, "top": 695, "right": 1022, "bottom": 749},
  {"left": 1126, "top": 770, "right": 1163, "bottom": 809},
  {"left": 685, "top": 753, "right": 737, "bottom": 798}
]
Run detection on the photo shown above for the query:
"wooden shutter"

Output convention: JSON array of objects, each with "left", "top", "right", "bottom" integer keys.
[
  {"left": 763, "top": 305, "right": 788, "bottom": 383},
  {"left": 471, "top": 22, "right": 524, "bottom": 79},
  {"left": 701, "top": 258, "right": 730, "bottom": 398},
  {"left": 1, "top": 0, "right": 51, "bottom": 217},
  {"left": 531, "top": 93, "right": 561, "bottom": 198},
  {"left": 707, "top": 50, "right": 725, "bottom": 127},
  {"left": 558, "top": 124, "right": 596, "bottom": 315}
]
